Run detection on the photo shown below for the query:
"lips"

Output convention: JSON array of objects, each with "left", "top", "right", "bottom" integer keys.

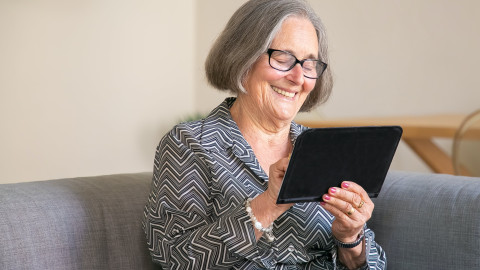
[{"left": 272, "top": 86, "right": 296, "bottom": 98}]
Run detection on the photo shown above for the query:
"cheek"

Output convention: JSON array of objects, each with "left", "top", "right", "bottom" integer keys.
[
  {"left": 262, "top": 68, "right": 285, "bottom": 82},
  {"left": 304, "top": 79, "right": 317, "bottom": 93},
  {"left": 297, "top": 80, "right": 316, "bottom": 106},
  {"left": 245, "top": 62, "right": 282, "bottom": 88}
]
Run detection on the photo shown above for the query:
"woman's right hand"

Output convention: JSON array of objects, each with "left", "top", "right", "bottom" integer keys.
[
  {"left": 264, "top": 157, "right": 294, "bottom": 211},
  {"left": 250, "top": 157, "right": 294, "bottom": 240}
]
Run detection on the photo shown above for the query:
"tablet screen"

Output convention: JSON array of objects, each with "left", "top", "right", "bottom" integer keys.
[{"left": 276, "top": 126, "right": 402, "bottom": 204}]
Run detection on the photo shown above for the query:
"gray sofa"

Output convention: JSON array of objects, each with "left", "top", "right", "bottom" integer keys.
[{"left": 1, "top": 171, "right": 479, "bottom": 269}]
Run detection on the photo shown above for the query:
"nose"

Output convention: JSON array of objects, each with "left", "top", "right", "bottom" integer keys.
[{"left": 287, "top": 63, "right": 305, "bottom": 85}]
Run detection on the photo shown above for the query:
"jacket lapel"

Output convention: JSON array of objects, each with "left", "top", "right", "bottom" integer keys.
[{"left": 200, "top": 97, "right": 307, "bottom": 183}]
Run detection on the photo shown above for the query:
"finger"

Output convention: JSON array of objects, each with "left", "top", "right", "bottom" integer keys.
[
  {"left": 340, "top": 181, "right": 373, "bottom": 204},
  {"left": 341, "top": 181, "right": 375, "bottom": 211},
  {"left": 328, "top": 187, "right": 366, "bottom": 212},
  {"left": 278, "top": 157, "right": 290, "bottom": 170},
  {"left": 321, "top": 201, "right": 364, "bottom": 230},
  {"left": 329, "top": 185, "right": 373, "bottom": 222},
  {"left": 322, "top": 194, "right": 362, "bottom": 221},
  {"left": 270, "top": 157, "right": 289, "bottom": 176},
  {"left": 267, "top": 157, "right": 291, "bottom": 199}
]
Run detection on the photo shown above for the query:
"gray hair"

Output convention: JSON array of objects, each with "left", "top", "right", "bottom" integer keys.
[{"left": 205, "top": 0, "right": 333, "bottom": 112}]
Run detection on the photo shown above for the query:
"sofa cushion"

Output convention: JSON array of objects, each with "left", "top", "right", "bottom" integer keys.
[
  {"left": 370, "top": 171, "right": 480, "bottom": 269},
  {"left": 0, "top": 173, "right": 161, "bottom": 270}
]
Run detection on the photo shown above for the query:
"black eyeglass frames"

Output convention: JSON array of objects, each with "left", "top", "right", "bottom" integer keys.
[{"left": 266, "top": 48, "right": 327, "bottom": 79}]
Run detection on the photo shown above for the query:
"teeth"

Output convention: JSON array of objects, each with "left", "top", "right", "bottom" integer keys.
[{"left": 272, "top": 86, "right": 295, "bottom": 98}]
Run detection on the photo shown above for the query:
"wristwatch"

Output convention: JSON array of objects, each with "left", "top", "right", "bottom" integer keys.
[{"left": 333, "top": 230, "right": 365, "bottom": 248}]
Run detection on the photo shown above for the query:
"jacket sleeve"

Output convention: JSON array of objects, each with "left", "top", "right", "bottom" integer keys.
[
  {"left": 363, "top": 227, "right": 387, "bottom": 269},
  {"left": 142, "top": 127, "right": 262, "bottom": 269},
  {"left": 333, "top": 227, "right": 387, "bottom": 270}
]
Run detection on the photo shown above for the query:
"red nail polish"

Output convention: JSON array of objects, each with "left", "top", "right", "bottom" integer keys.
[
  {"left": 320, "top": 202, "right": 326, "bottom": 206},
  {"left": 329, "top": 187, "right": 337, "bottom": 193},
  {"left": 342, "top": 182, "right": 350, "bottom": 188},
  {"left": 324, "top": 195, "right": 331, "bottom": 201}
]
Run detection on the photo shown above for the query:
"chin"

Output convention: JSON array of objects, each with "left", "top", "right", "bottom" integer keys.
[{"left": 275, "top": 108, "right": 298, "bottom": 122}]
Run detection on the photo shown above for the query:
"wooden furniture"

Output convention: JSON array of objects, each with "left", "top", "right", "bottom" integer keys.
[
  {"left": 298, "top": 114, "right": 478, "bottom": 175},
  {"left": 452, "top": 110, "right": 480, "bottom": 176}
]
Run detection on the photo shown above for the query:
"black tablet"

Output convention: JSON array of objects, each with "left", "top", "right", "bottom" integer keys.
[{"left": 276, "top": 126, "right": 402, "bottom": 204}]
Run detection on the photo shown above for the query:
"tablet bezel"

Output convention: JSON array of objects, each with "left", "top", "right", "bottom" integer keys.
[{"left": 276, "top": 126, "right": 402, "bottom": 204}]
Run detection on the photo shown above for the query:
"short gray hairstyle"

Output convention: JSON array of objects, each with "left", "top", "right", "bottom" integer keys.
[{"left": 205, "top": 0, "right": 333, "bottom": 112}]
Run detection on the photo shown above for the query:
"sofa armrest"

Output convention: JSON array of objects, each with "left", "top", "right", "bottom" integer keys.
[{"left": 369, "top": 171, "right": 480, "bottom": 269}]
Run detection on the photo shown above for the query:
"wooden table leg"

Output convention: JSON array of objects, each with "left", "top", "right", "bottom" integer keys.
[{"left": 403, "top": 138, "right": 455, "bottom": 174}]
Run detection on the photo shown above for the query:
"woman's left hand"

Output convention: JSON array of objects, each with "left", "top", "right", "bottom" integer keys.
[{"left": 321, "top": 181, "right": 373, "bottom": 243}]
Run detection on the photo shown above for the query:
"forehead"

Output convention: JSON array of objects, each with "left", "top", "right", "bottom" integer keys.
[{"left": 270, "top": 16, "right": 319, "bottom": 59}]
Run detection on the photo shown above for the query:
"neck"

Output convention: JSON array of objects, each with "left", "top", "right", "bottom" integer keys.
[{"left": 230, "top": 97, "right": 292, "bottom": 149}]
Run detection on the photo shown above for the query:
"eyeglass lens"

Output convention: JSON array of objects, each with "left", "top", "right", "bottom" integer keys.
[{"left": 268, "top": 50, "right": 324, "bottom": 79}]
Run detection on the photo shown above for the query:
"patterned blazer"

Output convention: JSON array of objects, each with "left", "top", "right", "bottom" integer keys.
[{"left": 143, "top": 98, "right": 386, "bottom": 270}]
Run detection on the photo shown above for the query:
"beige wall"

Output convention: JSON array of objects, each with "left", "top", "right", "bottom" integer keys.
[
  {"left": 195, "top": 0, "right": 480, "bottom": 173},
  {"left": 0, "top": 0, "right": 196, "bottom": 183},
  {"left": 1, "top": 0, "right": 479, "bottom": 183}
]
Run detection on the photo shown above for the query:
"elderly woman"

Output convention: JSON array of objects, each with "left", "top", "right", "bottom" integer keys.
[{"left": 143, "top": 0, "right": 386, "bottom": 269}]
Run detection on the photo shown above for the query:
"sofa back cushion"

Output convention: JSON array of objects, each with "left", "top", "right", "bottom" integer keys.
[
  {"left": 0, "top": 173, "right": 161, "bottom": 270},
  {"left": 370, "top": 171, "right": 480, "bottom": 269}
]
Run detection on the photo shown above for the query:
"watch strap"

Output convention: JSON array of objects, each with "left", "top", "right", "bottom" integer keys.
[{"left": 333, "top": 230, "right": 365, "bottom": 249}]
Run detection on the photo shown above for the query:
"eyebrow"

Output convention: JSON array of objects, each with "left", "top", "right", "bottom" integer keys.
[{"left": 284, "top": 49, "right": 318, "bottom": 60}]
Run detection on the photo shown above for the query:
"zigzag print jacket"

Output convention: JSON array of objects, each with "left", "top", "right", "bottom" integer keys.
[{"left": 143, "top": 98, "right": 386, "bottom": 270}]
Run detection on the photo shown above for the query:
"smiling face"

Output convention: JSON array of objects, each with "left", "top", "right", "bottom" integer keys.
[{"left": 240, "top": 16, "right": 319, "bottom": 123}]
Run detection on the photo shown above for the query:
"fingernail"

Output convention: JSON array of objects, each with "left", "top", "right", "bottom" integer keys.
[
  {"left": 342, "top": 182, "right": 350, "bottom": 188},
  {"left": 324, "top": 195, "right": 331, "bottom": 201},
  {"left": 320, "top": 202, "right": 326, "bottom": 206},
  {"left": 329, "top": 187, "right": 337, "bottom": 194}
]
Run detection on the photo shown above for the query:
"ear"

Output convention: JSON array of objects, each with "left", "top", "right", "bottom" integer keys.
[{"left": 240, "top": 69, "right": 252, "bottom": 94}]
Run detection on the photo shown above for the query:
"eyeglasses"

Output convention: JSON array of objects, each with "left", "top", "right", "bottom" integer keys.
[{"left": 266, "top": 48, "right": 327, "bottom": 79}]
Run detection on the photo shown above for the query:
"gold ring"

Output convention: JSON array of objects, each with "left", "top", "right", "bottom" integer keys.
[
  {"left": 347, "top": 207, "right": 355, "bottom": 215},
  {"left": 357, "top": 200, "right": 365, "bottom": 209}
]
